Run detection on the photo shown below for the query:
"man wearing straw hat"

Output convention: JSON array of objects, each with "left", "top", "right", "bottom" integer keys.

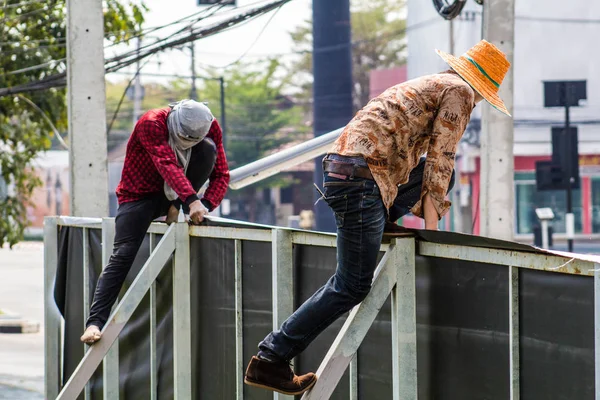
[{"left": 244, "top": 40, "right": 511, "bottom": 395}]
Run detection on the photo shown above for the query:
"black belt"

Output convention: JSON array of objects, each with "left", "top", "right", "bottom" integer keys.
[{"left": 323, "top": 160, "right": 374, "bottom": 180}]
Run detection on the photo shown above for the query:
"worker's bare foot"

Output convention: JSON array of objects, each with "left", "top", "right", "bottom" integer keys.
[
  {"left": 166, "top": 205, "right": 178, "bottom": 225},
  {"left": 80, "top": 325, "right": 102, "bottom": 344}
]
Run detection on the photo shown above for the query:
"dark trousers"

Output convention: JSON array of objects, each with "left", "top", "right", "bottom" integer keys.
[
  {"left": 388, "top": 156, "right": 456, "bottom": 222},
  {"left": 86, "top": 139, "right": 217, "bottom": 329},
  {"left": 258, "top": 155, "right": 455, "bottom": 361}
]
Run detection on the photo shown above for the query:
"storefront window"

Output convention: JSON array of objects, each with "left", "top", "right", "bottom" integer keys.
[
  {"left": 592, "top": 178, "right": 600, "bottom": 233},
  {"left": 515, "top": 174, "right": 582, "bottom": 234}
]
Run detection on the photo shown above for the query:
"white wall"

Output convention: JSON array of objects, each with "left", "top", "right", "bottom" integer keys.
[{"left": 407, "top": 0, "right": 600, "bottom": 156}]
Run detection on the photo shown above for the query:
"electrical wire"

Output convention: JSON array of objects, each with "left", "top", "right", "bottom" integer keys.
[
  {"left": 2, "top": 58, "right": 65, "bottom": 76},
  {"left": 211, "top": 4, "right": 283, "bottom": 69},
  {"left": 106, "top": 55, "right": 155, "bottom": 137},
  {"left": 16, "top": 94, "right": 68, "bottom": 150},
  {"left": 1, "top": 0, "right": 61, "bottom": 9},
  {"left": 0, "top": 0, "right": 290, "bottom": 96},
  {"left": 2, "top": 2, "right": 63, "bottom": 23}
]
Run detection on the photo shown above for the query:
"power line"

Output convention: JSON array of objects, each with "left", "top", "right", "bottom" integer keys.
[
  {"left": 1, "top": 0, "right": 62, "bottom": 9},
  {"left": 0, "top": 0, "right": 291, "bottom": 96},
  {"left": 2, "top": 58, "right": 65, "bottom": 76},
  {"left": 107, "top": 55, "right": 155, "bottom": 137},
  {"left": 213, "top": 4, "right": 284, "bottom": 69},
  {"left": 105, "top": 0, "right": 286, "bottom": 70},
  {"left": 2, "top": 2, "right": 63, "bottom": 23}
]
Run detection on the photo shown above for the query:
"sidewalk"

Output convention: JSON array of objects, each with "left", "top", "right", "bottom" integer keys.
[{"left": 0, "top": 242, "right": 45, "bottom": 398}]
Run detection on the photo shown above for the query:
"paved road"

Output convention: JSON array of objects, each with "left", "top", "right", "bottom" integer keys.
[{"left": 0, "top": 242, "right": 44, "bottom": 399}]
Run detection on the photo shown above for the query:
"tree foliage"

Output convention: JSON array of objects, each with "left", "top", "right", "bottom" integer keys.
[
  {"left": 288, "top": 0, "right": 407, "bottom": 111},
  {"left": 0, "top": 0, "right": 146, "bottom": 247},
  {"left": 200, "top": 60, "right": 304, "bottom": 222}
]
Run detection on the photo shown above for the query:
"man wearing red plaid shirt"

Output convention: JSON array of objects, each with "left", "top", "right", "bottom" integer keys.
[{"left": 81, "top": 99, "right": 230, "bottom": 344}]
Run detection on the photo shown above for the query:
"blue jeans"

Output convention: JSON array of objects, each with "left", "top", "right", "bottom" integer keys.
[{"left": 258, "top": 156, "right": 455, "bottom": 361}]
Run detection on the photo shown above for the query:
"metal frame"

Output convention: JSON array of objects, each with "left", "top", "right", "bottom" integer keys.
[
  {"left": 44, "top": 217, "right": 61, "bottom": 400},
  {"left": 101, "top": 218, "right": 119, "bottom": 400},
  {"left": 44, "top": 216, "right": 600, "bottom": 400}
]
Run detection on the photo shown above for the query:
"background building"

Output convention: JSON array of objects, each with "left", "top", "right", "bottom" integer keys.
[{"left": 405, "top": 0, "right": 600, "bottom": 241}]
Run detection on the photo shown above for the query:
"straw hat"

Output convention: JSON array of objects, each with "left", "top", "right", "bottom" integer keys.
[{"left": 436, "top": 39, "right": 511, "bottom": 116}]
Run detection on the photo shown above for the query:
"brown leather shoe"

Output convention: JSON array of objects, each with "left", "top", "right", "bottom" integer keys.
[{"left": 244, "top": 356, "right": 317, "bottom": 395}]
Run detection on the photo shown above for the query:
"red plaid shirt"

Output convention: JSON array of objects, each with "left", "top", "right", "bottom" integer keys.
[{"left": 116, "top": 107, "right": 230, "bottom": 210}]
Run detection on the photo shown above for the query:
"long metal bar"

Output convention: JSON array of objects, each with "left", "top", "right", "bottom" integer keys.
[
  {"left": 418, "top": 242, "right": 595, "bottom": 276},
  {"left": 101, "top": 218, "right": 119, "bottom": 400},
  {"left": 302, "top": 241, "right": 405, "bottom": 400},
  {"left": 272, "top": 229, "right": 294, "bottom": 400},
  {"left": 147, "top": 223, "right": 169, "bottom": 235},
  {"left": 229, "top": 128, "right": 342, "bottom": 189},
  {"left": 149, "top": 233, "right": 158, "bottom": 400},
  {"left": 173, "top": 222, "right": 192, "bottom": 399},
  {"left": 56, "top": 225, "right": 177, "bottom": 400},
  {"left": 57, "top": 216, "right": 103, "bottom": 228},
  {"left": 235, "top": 239, "right": 244, "bottom": 400},
  {"left": 509, "top": 265, "right": 520, "bottom": 400},
  {"left": 44, "top": 217, "right": 61, "bottom": 400},
  {"left": 595, "top": 263, "right": 600, "bottom": 400},
  {"left": 82, "top": 228, "right": 91, "bottom": 400},
  {"left": 189, "top": 225, "right": 272, "bottom": 242},
  {"left": 291, "top": 231, "right": 336, "bottom": 247},
  {"left": 349, "top": 356, "right": 358, "bottom": 400},
  {"left": 391, "top": 238, "right": 417, "bottom": 400}
]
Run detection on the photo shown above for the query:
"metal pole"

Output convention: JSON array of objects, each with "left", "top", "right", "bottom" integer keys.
[
  {"left": 272, "top": 229, "right": 294, "bottom": 400},
  {"left": 101, "top": 218, "right": 119, "bottom": 400},
  {"left": 219, "top": 76, "right": 226, "bottom": 148},
  {"left": 312, "top": 0, "right": 353, "bottom": 232},
  {"left": 133, "top": 38, "right": 142, "bottom": 126},
  {"left": 66, "top": 0, "right": 109, "bottom": 217},
  {"left": 565, "top": 103, "right": 574, "bottom": 252},
  {"left": 173, "top": 222, "right": 192, "bottom": 398},
  {"left": 190, "top": 38, "right": 198, "bottom": 101},
  {"left": 541, "top": 220, "right": 549, "bottom": 250},
  {"left": 479, "top": 0, "right": 515, "bottom": 240},
  {"left": 44, "top": 217, "right": 61, "bottom": 400},
  {"left": 594, "top": 263, "right": 600, "bottom": 400}
]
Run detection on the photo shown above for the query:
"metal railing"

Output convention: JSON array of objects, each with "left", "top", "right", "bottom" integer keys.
[
  {"left": 44, "top": 215, "right": 360, "bottom": 400},
  {"left": 44, "top": 215, "right": 600, "bottom": 399}
]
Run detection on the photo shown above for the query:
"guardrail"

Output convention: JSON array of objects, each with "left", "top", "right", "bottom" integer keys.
[
  {"left": 44, "top": 215, "right": 372, "bottom": 400},
  {"left": 44, "top": 216, "right": 600, "bottom": 399}
]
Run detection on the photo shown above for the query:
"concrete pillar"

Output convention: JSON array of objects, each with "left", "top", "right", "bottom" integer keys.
[
  {"left": 66, "top": 0, "right": 109, "bottom": 217},
  {"left": 479, "top": 0, "right": 515, "bottom": 240}
]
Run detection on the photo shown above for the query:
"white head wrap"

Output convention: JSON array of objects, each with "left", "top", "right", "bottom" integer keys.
[{"left": 164, "top": 99, "right": 214, "bottom": 201}]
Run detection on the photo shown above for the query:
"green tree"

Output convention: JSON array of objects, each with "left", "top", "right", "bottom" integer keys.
[
  {"left": 0, "top": 0, "right": 146, "bottom": 247},
  {"left": 200, "top": 60, "right": 304, "bottom": 222},
  {"left": 105, "top": 79, "right": 189, "bottom": 133},
  {"left": 288, "top": 0, "right": 407, "bottom": 111}
]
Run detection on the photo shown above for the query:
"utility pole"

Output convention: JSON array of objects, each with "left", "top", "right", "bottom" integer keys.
[
  {"left": 190, "top": 37, "right": 198, "bottom": 100},
  {"left": 219, "top": 76, "right": 226, "bottom": 148},
  {"left": 312, "top": 0, "right": 353, "bottom": 232},
  {"left": 479, "top": 0, "right": 515, "bottom": 240},
  {"left": 564, "top": 104, "right": 574, "bottom": 251},
  {"left": 449, "top": 19, "right": 464, "bottom": 233},
  {"left": 66, "top": 0, "right": 109, "bottom": 217},
  {"left": 133, "top": 37, "right": 143, "bottom": 126}
]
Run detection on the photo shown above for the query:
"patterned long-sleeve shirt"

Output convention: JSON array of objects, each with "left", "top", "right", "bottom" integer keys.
[
  {"left": 330, "top": 70, "right": 474, "bottom": 219},
  {"left": 116, "top": 107, "right": 230, "bottom": 210}
]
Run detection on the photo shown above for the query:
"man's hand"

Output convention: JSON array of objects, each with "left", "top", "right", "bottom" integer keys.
[
  {"left": 189, "top": 200, "right": 209, "bottom": 225},
  {"left": 423, "top": 193, "right": 439, "bottom": 231}
]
